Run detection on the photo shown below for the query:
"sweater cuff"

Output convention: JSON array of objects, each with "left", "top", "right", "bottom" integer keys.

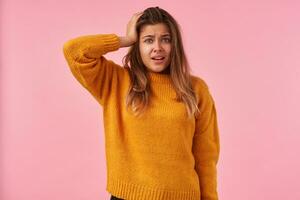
[{"left": 102, "top": 34, "right": 120, "bottom": 52}]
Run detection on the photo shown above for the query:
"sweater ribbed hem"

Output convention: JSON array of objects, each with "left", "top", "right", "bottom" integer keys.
[{"left": 106, "top": 177, "right": 200, "bottom": 200}]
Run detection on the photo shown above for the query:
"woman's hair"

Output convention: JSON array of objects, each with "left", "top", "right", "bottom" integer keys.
[{"left": 122, "top": 6, "right": 199, "bottom": 118}]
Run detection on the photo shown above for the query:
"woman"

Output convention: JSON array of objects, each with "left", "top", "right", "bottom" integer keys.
[{"left": 63, "top": 6, "right": 220, "bottom": 200}]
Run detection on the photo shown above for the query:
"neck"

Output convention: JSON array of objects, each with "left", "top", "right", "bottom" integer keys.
[{"left": 148, "top": 66, "right": 170, "bottom": 75}]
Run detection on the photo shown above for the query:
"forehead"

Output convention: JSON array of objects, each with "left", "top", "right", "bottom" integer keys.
[{"left": 140, "top": 23, "right": 170, "bottom": 36}]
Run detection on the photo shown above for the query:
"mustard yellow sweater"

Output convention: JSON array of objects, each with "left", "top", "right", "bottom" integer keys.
[{"left": 62, "top": 34, "right": 220, "bottom": 200}]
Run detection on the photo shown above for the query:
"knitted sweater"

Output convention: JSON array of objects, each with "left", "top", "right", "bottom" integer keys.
[{"left": 62, "top": 34, "right": 220, "bottom": 200}]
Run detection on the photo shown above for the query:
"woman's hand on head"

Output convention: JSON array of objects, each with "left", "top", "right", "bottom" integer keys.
[
  {"left": 126, "top": 12, "right": 143, "bottom": 44},
  {"left": 119, "top": 11, "right": 143, "bottom": 48}
]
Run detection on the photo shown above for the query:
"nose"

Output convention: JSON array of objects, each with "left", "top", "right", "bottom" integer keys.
[{"left": 153, "top": 40, "right": 163, "bottom": 52}]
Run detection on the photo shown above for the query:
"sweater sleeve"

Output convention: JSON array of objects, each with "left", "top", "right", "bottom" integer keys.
[
  {"left": 62, "top": 33, "right": 121, "bottom": 106},
  {"left": 192, "top": 86, "right": 220, "bottom": 200}
]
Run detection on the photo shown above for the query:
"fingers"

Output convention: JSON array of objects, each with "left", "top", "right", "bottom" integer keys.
[
  {"left": 135, "top": 11, "right": 143, "bottom": 15},
  {"left": 133, "top": 11, "right": 143, "bottom": 18}
]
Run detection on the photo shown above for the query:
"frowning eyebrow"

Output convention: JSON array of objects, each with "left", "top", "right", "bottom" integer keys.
[{"left": 142, "top": 34, "right": 171, "bottom": 39}]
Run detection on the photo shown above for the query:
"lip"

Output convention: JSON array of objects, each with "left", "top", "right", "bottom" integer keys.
[
  {"left": 151, "top": 55, "right": 165, "bottom": 59},
  {"left": 151, "top": 57, "right": 165, "bottom": 64}
]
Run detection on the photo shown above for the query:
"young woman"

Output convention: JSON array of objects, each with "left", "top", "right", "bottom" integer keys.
[{"left": 63, "top": 6, "right": 220, "bottom": 200}]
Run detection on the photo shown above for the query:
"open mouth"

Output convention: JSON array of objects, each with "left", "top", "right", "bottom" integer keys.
[{"left": 151, "top": 57, "right": 165, "bottom": 60}]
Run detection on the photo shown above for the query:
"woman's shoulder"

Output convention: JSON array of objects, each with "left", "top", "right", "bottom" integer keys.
[
  {"left": 189, "top": 73, "right": 215, "bottom": 105},
  {"left": 190, "top": 74, "right": 210, "bottom": 92}
]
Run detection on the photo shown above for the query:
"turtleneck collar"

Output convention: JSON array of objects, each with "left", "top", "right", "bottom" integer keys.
[{"left": 147, "top": 71, "right": 172, "bottom": 84}]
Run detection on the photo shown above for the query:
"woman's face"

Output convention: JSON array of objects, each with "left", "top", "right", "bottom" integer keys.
[{"left": 139, "top": 23, "right": 172, "bottom": 73}]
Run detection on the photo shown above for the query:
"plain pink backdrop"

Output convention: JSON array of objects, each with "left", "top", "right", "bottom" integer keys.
[{"left": 1, "top": 0, "right": 300, "bottom": 199}]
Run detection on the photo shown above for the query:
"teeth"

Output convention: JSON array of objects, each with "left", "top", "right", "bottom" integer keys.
[{"left": 152, "top": 57, "right": 164, "bottom": 60}]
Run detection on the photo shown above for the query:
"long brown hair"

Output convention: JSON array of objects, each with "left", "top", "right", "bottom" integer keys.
[{"left": 123, "top": 7, "right": 199, "bottom": 119}]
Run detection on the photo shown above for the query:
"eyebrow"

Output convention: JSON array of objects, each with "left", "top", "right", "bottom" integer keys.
[{"left": 142, "top": 34, "right": 171, "bottom": 39}]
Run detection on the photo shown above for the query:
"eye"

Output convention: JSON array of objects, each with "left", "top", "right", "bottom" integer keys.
[
  {"left": 163, "top": 38, "right": 171, "bottom": 43},
  {"left": 144, "top": 38, "right": 153, "bottom": 43}
]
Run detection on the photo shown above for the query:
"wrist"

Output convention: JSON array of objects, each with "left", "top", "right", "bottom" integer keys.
[{"left": 119, "top": 36, "right": 135, "bottom": 47}]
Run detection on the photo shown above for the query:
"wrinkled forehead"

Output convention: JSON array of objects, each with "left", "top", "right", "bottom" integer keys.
[{"left": 140, "top": 23, "right": 170, "bottom": 37}]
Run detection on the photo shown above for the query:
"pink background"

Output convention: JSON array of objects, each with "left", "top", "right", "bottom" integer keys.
[{"left": 1, "top": 0, "right": 300, "bottom": 199}]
